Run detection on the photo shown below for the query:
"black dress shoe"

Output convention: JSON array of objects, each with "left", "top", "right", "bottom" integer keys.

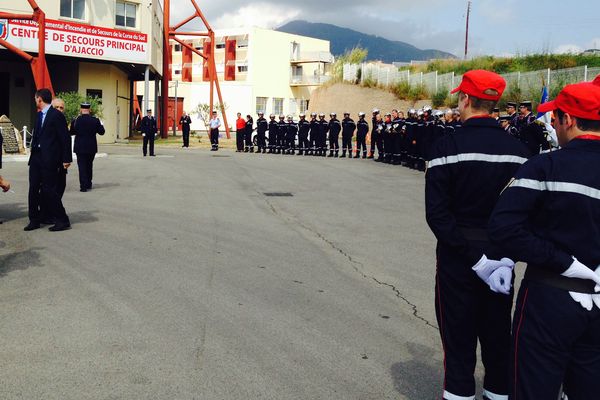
[
  {"left": 80, "top": 188, "right": 87, "bottom": 192},
  {"left": 49, "top": 223, "right": 71, "bottom": 232},
  {"left": 24, "top": 222, "right": 41, "bottom": 231}
]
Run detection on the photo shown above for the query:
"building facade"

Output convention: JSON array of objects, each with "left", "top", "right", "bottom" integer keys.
[
  {"left": 144, "top": 26, "right": 333, "bottom": 133},
  {"left": 0, "top": 0, "right": 164, "bottom": 143}
]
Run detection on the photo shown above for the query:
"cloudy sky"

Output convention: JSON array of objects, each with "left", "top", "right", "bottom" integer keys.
[{"left": 163, "top": 0, "right": 599, "bottom": 57}]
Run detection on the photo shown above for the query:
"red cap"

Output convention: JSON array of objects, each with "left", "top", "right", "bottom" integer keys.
[
  {"left": 538, "top": 82, "right": 600, "bottom": 121},
  {"left": 451, "top": 70, "right": 506, "bottom": 101},
  {"left": 593, "top": 74, "right": 600, "bottom": 87}
]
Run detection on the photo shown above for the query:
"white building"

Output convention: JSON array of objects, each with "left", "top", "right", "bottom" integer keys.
[
  {"left": 0, "top": 0, "right": 164, "bottom": 143},
  {"left": 144, "top": 26, "right": 334, "bottom": 133}
]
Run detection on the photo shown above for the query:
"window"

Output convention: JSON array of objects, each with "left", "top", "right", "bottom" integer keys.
[
  {"left": 237, "top": 65, "right": 248, "bottom": 73},
  {"left": 299, "top": 100, "right": 309, "bottom": 114},
  {"left": 273, "top": 98, "right": 283, "bottom": 116},
  {"left": 216, "top": 43, "right": 226, "bottom": 49},
  {"left": 116, "top": 1, "right": 137, "bottom": 28},
  {"left": 60, "top": 0, "right": 85, "bottom": 20},
  {"left": 86, "top": 89, "right": 102, "bottom": 104},
  {"left": 288, "top": 99, "right": 297, "bottom": 115},
  {"left": 174, "top": 44, "right": 181, "bottom": 52},
  {"left": 256, "top": 97, "right": 267, "bottom": 114}
]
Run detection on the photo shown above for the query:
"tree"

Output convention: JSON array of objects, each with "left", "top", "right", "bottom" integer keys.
[
  {"left": 55, "top": 91, "right": 103, "bottom": 125},
  {"left": 332, "top": 47, "right": 368, "bottom": 81},
  {"left": 193, "top": 102, "right": 228, "bottom": 133}
]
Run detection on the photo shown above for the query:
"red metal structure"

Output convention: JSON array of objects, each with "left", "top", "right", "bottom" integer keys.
[
  {"left": 161, "top": 0, "right": 230, "bottom": 139},
  {"left": 0, "top": 0, "right": 53, "bottom": 93}
]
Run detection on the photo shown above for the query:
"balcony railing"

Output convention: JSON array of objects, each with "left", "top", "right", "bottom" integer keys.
[
  {"left": 290, "top": 51, "right": 334, "bottom": 64},
  {"left": 290, "top": 74, "right": 332, "bottom": 86}
]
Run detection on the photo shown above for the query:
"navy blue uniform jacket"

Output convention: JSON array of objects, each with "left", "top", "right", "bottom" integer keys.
[
  {"left": 425, "top": 117, "right": 530, "bottom": 265},
  {"left": 71, "top": 114, "right": 105, "bottom": 154}
]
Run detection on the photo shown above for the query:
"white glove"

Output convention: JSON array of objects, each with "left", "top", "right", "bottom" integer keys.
[
  {"left": 569, "top": 292, "right": 594, "bottom": 311},
  {"left": 488, "top": 266, "right": 513, "bottom": 295},
  {"left": 142, "top": 133, "right": 146, "bottom": 137},
  {"left": 561, "top": 258, "right": 600, "bottom": 290},
  {"left": 472, "top": 255, "right": 515, "bottom": 282}
]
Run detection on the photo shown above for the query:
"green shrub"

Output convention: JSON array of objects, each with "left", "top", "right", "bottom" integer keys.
[
  {"left": 390, "top": 81, "right": 411, "bottom": 99},
  {"left": 409, "top": 84, "right": 428, "bottom": 101},
  {"left": 432, "top": 88, "right": 450, "bottom": 108},
  {"left": 55, "top": 91, "right": 103, "bottom": 124}
]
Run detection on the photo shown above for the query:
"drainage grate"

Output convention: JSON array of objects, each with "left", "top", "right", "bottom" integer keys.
[
  {"left": 263, "top": 192, "right": 293, "bottom": 197},
  {"left": 212, "top": 155, "right": 231, "bottom": 158}
]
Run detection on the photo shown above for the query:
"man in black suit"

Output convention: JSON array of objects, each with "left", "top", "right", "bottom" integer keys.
[
  {"left": 141, "top": 109, "right": 157, "bottom": 156},
  {"left": 179, "top": 111, "right": 191, "bottom": 148},
  {"left": 70, "top": 102, "right": 105, "bottom": 192},
  {"left": 25, "top": 88, "right": 73, "bottom": 232}
]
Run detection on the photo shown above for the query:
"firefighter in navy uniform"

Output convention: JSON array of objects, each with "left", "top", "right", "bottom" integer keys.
[
  {"left": 425, "top": 70, "right": 530, "bottom": 400},
  {"left": 368, "top": 109, "right": 380, "bottom": 159},
  {"left": 277, "top": 115, "right": 287, "bottom": 154},
  {"left": 286, "top": 116, "right": 298, "bottom": 154},
  {"left": 297, "top": 113, "right": 311, "bottom": 155},
  {"left": 403, "top": 109, "right": 417, "bottom": 167},
  {"left": 340, "top": 112, "right": 355, "bottom": 158},
  {"left": 391, "top": 110, "right": 405, "bottom": 165},
  {"left": 489, "top": 82, "right": 600, "bottom": 400},
  {"left": 267, "top": 114, "right": 277, "bottom": 153},
  {"left": 244, "top": 115, "right": 254, "bottom": 153},
  {"left": 140, "top": 109, "right": 157, "bottom": 156},
  {"left": 328, "top": 112, "right": 342, "bottom": 157},
  {"left": 382, "top": 113, "right": 394, "bottom": 163},
  {"left": 514, "top": 100, "right": 550, "bottom": 157},
  {"left": 308, "top": 112, "right": 318, "bottom": 155},
  {"left": 355, "top": 112, "right": 369, "bottom": 159},
  {"left": 256, "top": 112, "right": 268, "bottom": 153},
  {"left": 373, "top": 113, "right": 385, "bottom": 162},
  {"left": 70, "top": 102, "right": 105, "bottom": 192},
  {"left": 317, "top": 113, "right": 329, "bottom": 157}
]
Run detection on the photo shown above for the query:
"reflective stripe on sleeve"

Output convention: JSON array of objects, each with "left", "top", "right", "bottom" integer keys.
[
  {"left": 510, "top": 179, "right": 600, "bottom": 200},
  {"left": 427, "top": 153, "right": 528, "bottom": 169}
]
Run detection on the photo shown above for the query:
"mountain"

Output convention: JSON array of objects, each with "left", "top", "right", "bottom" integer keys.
[{"left": 277, "top": 20, "right": 455, "bottom": 63}]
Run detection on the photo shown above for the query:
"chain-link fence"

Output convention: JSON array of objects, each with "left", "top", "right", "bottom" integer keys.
[{"left": 344, "top": 63, "right": 600, "bottom": 98}]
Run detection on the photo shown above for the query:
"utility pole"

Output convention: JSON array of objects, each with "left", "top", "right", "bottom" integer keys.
[{"left": 464, "top": 1, "right": 471, "bottom": 60}]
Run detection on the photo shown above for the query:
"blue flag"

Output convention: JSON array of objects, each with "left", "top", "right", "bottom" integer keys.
[{"left": 537, "top": 85, "right": 549, "bottom": 119}]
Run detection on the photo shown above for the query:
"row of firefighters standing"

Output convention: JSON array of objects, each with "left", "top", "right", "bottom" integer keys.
[{"left": 234, "top": 105, "right": 550, "bottom": 165}]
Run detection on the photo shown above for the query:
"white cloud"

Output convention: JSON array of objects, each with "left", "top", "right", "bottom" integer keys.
[{"left": 212, "top": 3, "right": 301, "bottom": 30}]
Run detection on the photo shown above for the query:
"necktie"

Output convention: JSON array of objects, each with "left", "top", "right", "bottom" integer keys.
[{"left": 32, "top": 111, "right": 43, "bottom": 148}]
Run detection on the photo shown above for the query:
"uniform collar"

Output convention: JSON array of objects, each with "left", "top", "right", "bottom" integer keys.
[
  {"left": 462, "top": 116, "right": 500, "bottom": 128},
  {"left": 567, "top": 136, "right": 600, "bottom": 150}
]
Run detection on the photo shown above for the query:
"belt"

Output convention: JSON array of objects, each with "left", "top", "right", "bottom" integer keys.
[{"left": 525, "top": 265, "right": 597, "bottom": 293}]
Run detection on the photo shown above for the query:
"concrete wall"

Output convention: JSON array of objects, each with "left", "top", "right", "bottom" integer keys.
[{"left": 0, "top": 61, "right": 36, "bottom": 131}]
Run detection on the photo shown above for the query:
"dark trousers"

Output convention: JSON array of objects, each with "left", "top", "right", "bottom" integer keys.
[
  {"left": 57, "top": 168, "right": 67, "bottom": 198},
  {"left": 356, "top": 133, "right": 367, "bottom": 155},
  {"left": 319, "top": 134, "right": 327, "bottom": 154},
  {"left": 28, "top": 153, "right": 69, "bottom": 225},
  {"left": 286, "top": 134, "right": 296, "bottom": 152},
  {"left": 210, "top": 129, "right": 219, "bottom": 150},
  {"left": 245, "top": 130, "right": 253, "bottom": 151},
  {"left": 182, "top": 128, "right": 190, "bottom": 147},
  {"left": 236, "top": 130, "right": 244, "bottom": 151},
  {"left": 383, "top": 133, "right": 393, "bottom": 161},
  {"left": 511, "top": 280, "right": 600, "bottom": 400},
  {"left": 436, "top": 245, "right": 512, "bottom": 399},
  {"left": 143, "top": 134, "right": 155, "bottom": 156},
  {"left": 257, "top": 132, "right": 266, "bottom": 151},
  {"left": 76, "top": 153, "right": 95, "bottom": 190},
  {"left": 371, "top": 131, "right": 383, "bottom": 157},
  {"left": 268, "top": 133, "right": 276, "bottom": 151},
  {"left": 329, "top": 133, "right": 339, "bottom": 154},
  {"left": 341, "top": 134, "right": 353, "bottom": 153}
]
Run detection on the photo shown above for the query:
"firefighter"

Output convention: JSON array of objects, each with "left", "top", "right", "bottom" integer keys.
[
  {"left": 489, "top": 82, "right": 600, "bottom": 400},
  {"left": 297, "top": 113, "right": 311, "bottom": 155},
  {"left": 340, "top": 112, "right": 356, "bottom": 158},
  {"left": 425, "top": 70, "right": 530, "bottom": 400},
  {"left": 355, "top": 112, "right": 369, "bottom": 159},
  {"left": 267, "top": 114, "right": 277, "bottom": 153}
]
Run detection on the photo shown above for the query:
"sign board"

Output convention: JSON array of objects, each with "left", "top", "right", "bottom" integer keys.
[{"left": 2, "top": 18, "right": 148, "bottom": 64}]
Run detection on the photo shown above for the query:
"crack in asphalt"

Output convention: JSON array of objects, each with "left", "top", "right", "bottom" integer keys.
[{"left": 262, "top": 195, "right": 438, "bottom": 331}]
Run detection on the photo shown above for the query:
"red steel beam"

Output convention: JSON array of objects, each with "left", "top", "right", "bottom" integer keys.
[{"left": 171, "top": 37, "right": 207, "bottom": 60}]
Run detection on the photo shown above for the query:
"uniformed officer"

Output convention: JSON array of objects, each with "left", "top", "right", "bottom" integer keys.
[
  {"left": 70, "top": 102, "right": 105, "bottom": 192},
  {"left": 308, "top": 112, "right": 318, "bottom": 155},
  {"left": 286, "top": 115, "right": 298, "bottom": 154},
  {"left": 355, "top": 112, "right": 369, "bottom": 159},
  {"left": 498, "top": 115, "right": 511, "bottom": 132},
  {"left": 317, "top": 113, "right": 329, "bottom": 157},
  {"left": 514, "top": 100, "right": 550, "bottom": 157},
  {"left": 268, "top": 114, "right": 277, "bottom": 153},
  {"left": 431, "top": 110, "right": 446, "bottom": 149},
  {"left": 382, "top": 112, "right": 394, "bottom": 163},
  {"left": 489, "top": 82, "right": 600, "bottom": 400},
  {"left": 491, "top": 107, "right": 500, "bottom": 121},
  {"left": 256, "top": 112, "right": 268, "bottom": 154},
  {"left": 245, "top": 115, "right": 254, "bottom": 153},
  {"left": 391, "top": 110, "right": 405, "bottom": 165},
  {"left": 404, "top": 109, "right": 418, "bottom": 168},
  {"left": 328, "top": 112, "right": 341, "bottom": 157},
  {"left": 425, "top": 70, "right": 530, "bottom": 400},
  {"left": 373, "top": 113, "right": 385, "bottom": 162},
  {"left": 140, "top": 109, "right": 157, "bottom": 156},
  {"left": 208, "top": 111, "right": 221, "bottom": 151},
  {"left": 340, "top": 112, "right": 356, "bottom": 158},
  {"left": 368, "top": 109, "right": 380, "bottom": 159},
  {"left": 179, "top": 111, "right": 192, "bottom": 148},
  {"left": 277, "top": 115, "right": 287, "bottom": 154},
  {"left": 297, "top": 113, "right": 311, "bottom": 155}
]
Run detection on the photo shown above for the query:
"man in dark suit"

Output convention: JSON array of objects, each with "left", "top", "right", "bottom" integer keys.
[
  {"left": 25, "top": 88, "right": 73, "bottom": 232},
  {"left": 70, "top": 102, "right": 105, "bottom": 192},
  {"left": 179, "top": 111, "right": 191, "bottom": 148},
  {"left": 141, "top": 109, "right": 157, "bottom": 156}
]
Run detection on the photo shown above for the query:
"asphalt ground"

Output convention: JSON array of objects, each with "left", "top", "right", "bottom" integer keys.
[{"left": 0, "top": 145, "right": 504, "bottom": 399}]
